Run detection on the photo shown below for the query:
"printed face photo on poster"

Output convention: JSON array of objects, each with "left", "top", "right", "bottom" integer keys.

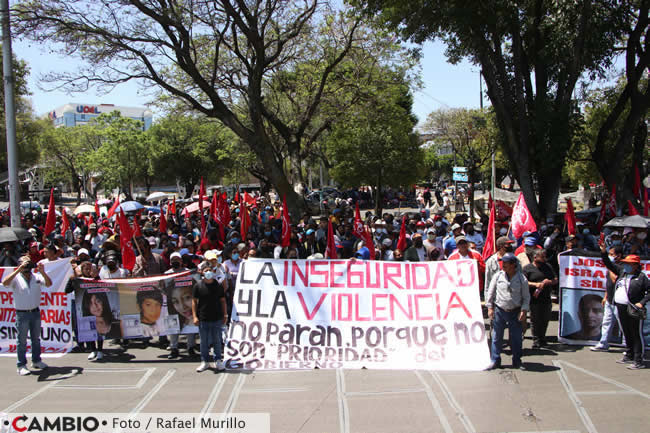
[{"left": 560, "top": 288, "right": 619, "bottom": 343}]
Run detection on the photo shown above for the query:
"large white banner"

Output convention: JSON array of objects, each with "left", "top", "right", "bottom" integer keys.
[
  {"left": 558, "top": 251, "right": 650, "bottom": 346},
  {"left": 226, "top": 259, "right": 490, "bottom": 370},
  {"left": 0, "top": 258, "right": 74, "bottom": 357}
]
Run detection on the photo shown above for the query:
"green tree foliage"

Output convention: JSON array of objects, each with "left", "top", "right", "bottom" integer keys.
[
  {"left": 0, "top": 49, "right": 40, "bottom": 169},
  {"left": 149, "top": 115, "right": 236, "bottom": 197},
  {"left": 353, "top": 0, "right": 640, "bottom": 218},
  {"left": 14, "top": 1, "right": 417, "bottom": 216},
  {"left": 325, "top": 79, "right": 422, "bottom": 214}
]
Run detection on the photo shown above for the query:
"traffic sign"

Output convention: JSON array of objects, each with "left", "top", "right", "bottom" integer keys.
[
  {"left": 453, "top": 172, "right": 468, "bottom": 182},
  {"left": 453, "top": 166, "right": 467, "bottom": 172}
]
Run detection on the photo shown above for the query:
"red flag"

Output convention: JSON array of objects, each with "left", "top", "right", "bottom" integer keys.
[
  {"left": 43, "top": 188, "right": 56, "bottom": 236},
  {"left": 107, "top": 197, "right": 120, "bottom": 219},
  {"left": 511, "top": 193, "right": 537, "bottom": 239},
  {"left": 482, "top": 195, "right": 496, "bottom": 261},
  {"left": 210, "top": 191, "right": 218, "bottom": 221},
  {"left": 94, "top": 200, "right": 100, "bottom": 217},
  {"left": 60, "top": 208, "right": 70, "bottom": 237},
  {"left": 597, "top": 196, "right": 608, "bottom": 231},
  {"left": 565, "top": 198, "right": 576, "bottom": 236},
  {"left": 281, "top": 196, "right": 291, "bottom": 248},
  {"left": 396, "top": 215, "right": 407, "bottom": 252},
  {"left": 219, "top": 195, "right": 231, "bottom": 235},
  {"left": 117, "top": 210, "right": 136, "bottom": 271},
  {"left": 214, "top": 193, "right": 225, "bottom": 241},
  {"left": 606, "top": 184, "right": 617, "bottom": 217},
  {"left": 644, "top": 187, "right": 649, "bottom": 217},
  {"left": 235, "top": 191, "right": 240, "bottom": 203},
  {"left": 627, "top": 200, "right": 640, "bottom": 216},
  {"left": 132, "top": 210, "right": 142, "bottom": 237},
  {"left": 199, "top": 177, "right": 206, "bottom": 239},
  {"left": 170, "top": 196, "right": 176, "bottom": 216},
  {"left": 494, "top": 200, "right": 512, "bottom": 220},
  {"left": 159, "top": 204, "right": 167, "bottom": 234},
  {"left": 88, "top": 215, "right": 94, "bottom": 226},
  {"left": 243, "top": 191, "right": 256, "bottom": 207},
  {"left": 364, "top": 227, "right": 376, "bottom": 260},
  {"left": 352, "top": 203, "right": 365, "bottom": 239},
  {"left": 325, "top": 218, "right": 338, "bottom": 259},
  {"left": 633, "top": 164, "right": 642, "bottom": 200},
  {"left": 240, "top": 202, "right": 250, "bottom": 239}
]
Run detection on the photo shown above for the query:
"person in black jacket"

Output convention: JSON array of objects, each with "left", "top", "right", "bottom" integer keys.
[{"left": 600, "top": 242, "right": 650, "bottom": 369}]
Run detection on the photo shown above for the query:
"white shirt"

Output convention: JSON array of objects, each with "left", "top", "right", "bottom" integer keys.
[
  {"left": 224, "top": 259, "right": 242, "bottom": 279},
  {"left": 416, "top": 247, "right": 426, "bottom": 261},
  {"left": 99, "top": 266, "right": 130, "bottom": 279},
  {"left": 85, "top": 233, "right": 107, "bottom": 252},
  {"left": 7, "top": 272, "right": 46, "bottom": 310},
  {"left": 614, "top": 275, "right": 631, "bottom": 305}
]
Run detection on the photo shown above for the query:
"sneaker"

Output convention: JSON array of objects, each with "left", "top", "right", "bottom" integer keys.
[
  {"left": 94, "top": 351, "right": 104, "bottom": 361},
  {"left": 216, "top": 360, "right": 226, "bottom": 371},
  {"left": 485, "top": 360, "right": 501, "bottom": 371},
  {"left": 627, "top": 363, "right": 645, "bottom": 370},
  {"left": 514, "top": 363, "right": 526, "bottom": 371},
  {"left": 167, "top": 348, "right": 179, "bottom": 359},
  {"left": 88, "top": 351, "right": 98, "bottom": 361},
  {"left": 196, "top": 361, "right": 209, "bottom": 373},
  {"left": 590, "top": 344, "right": 609, "bottom": 352},
  {"left": 17, "top": 366, "right": 30, "bottom": 376},
  {"left": 31, "top": 361, "right": 48, "bottom": 369},
  {"left": 187, "top": 347, "right": 197, "bottom": 357},
  {"left": 616, "top": 357, "right": 634, "bottom": 364},
  {"left": 531, "top": 342, "right": 541, "bottom": 349}
]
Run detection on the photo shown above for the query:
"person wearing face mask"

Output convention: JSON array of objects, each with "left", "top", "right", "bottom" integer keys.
[
  {"left": 484, "top": 236, "right": 518, "bottom": 293},
  {"left": 581, "top": 226, "right": 598, "bottom": 251},
  {"left": 628, "top": 229, "right": 649, "bottom": 256},
  {"left": 523, "top": 249, "right": 557, "bottom": 348},
  {"left": 443, "top": 223, "right": 463, "bottom": 258},
  {"left": 448, "top": 236, "right": 486, "bottom": 289},
  {"left": 98, "top": 251, "right": 130, "bottom": 279},
  {"left": 600, "top": 241, "right": 650, "bottom": 370},
  {"left": 2, "top": 255, "right": 52, "bottom": 376},
  {"left": 404, "top": 234, "right": 425, "bottom": 262},
  {"left": 463, "top": 222, "right": 484, "bottom": 252},
  {"left": 423, "top": 230, "right": 442, "bottom": 258},
  {"left": 592, "top": 246, "right": 625, "bottom": 352}
]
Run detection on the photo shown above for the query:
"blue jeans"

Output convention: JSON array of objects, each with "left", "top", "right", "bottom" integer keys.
[
  {"left": 598, "top": 302, "right": 624, "bottom": 348},
  {"left": 490, "top": 306, "right": 523, "bottom": 366},
  {"left": 199, "top": 320, "right": 223, "bottom": 363},
  {"left": 15, "top": 310, "right": 42, "bottom": 367}
]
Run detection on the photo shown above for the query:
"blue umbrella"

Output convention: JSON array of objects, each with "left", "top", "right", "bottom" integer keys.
[
  {"left": 145, "top": 206, "right": 161, "bottom": 214},
  {"left": 116, "top": 200, "right": 145, "bottom": 213}
]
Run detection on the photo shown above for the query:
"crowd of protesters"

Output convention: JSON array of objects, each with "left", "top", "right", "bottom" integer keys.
[{"left": 1, "top": 186, "right": 649, "bottom": 375}]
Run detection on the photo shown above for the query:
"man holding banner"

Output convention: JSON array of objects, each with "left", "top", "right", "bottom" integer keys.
[{"left": 2, "top": 256, "right": 52, "bottom": 376}]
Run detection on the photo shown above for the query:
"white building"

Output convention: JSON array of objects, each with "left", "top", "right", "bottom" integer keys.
[{"left": 46, "top": 103, "right": 153, "bottom": 130}]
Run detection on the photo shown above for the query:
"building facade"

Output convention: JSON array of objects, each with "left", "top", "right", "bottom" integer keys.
[{"left": 46, "top": 103, "right": 153, "bottom": 130}]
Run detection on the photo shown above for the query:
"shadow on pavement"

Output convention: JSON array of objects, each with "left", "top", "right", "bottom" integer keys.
[
  {"left": 520, "top": 362, "right": 560, "bottom": 373},
  {"left": 36, "top": 366, "right": 83, "bottom": 382}
]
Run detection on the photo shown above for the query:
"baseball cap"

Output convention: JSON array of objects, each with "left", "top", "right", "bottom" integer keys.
[
  {"left": 451, "top": 223, "right": 461, "bottom": 231},
  {"left": 416, "top": 221, "right": 425, "bottom": 227},
  {"left": 204, "top": 251, "right": 217, "bottom": 261},
  {"left": 496, "top": 236, "right": 515, "bottom": 247},
  {"left": 179, "top": 248, "right": 190, "bottom": 256},
  {"left": 305, "top": 229, "right": 315, "bottom": 236},
  {"left": 455, "top": 236, "right": 467, "bottom": 243},
  {"left": 524, "top": 237, "right": 537, "bottom": 246},
  {"left": 382, "top": 238, "right": 393, "bottom": 247},
  {"left": 474, "top": 222, "right": 483, "bottom": 230},
  {"left": 501, "top": 252, "right": 518, "bottom": 263},
  {"left": 89, "top": 223, "right": 97, "bottom": 229},
  {"left": 170, "top": 252, "right": 182, "bottom": 261},
  {"left": 620, "top": 255, "right": 641, "bottom": 264},
  {"left": 565, "top": 234, "right": 576, "bottom": 242},
  {"left": 77, "top": 248, "right": 90, "bottom": 257}
]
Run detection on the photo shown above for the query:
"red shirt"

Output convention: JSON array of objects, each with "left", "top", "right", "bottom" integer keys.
[{"left": 447, "top": 249, "right": 486, "bottom": 290}]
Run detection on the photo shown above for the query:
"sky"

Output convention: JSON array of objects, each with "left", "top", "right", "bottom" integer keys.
[{"left": 12, "top": 37, "right": 483, "bottom": 127}]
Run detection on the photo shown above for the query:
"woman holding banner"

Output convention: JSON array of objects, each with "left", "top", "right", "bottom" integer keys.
[{"left": 600, "top": 241, "right": 650, "bottom": 370}]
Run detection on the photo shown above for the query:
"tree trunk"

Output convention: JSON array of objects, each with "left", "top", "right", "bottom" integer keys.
[
  {"left": 468, "top": 170, "right": 475, "bottom": 221},
  {"left": 537, "top": 173, "right": 561, "bottom": 218},
  {"left": 374, "top": 173, "right": 383, "bottom": 216}
]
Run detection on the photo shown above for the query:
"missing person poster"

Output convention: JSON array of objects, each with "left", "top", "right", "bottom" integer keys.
[
  {"left": 0, "top": 258, "right": 74, "bottom": 357},
  {"left": 73, "top": 271, "right": 198, "bottom": 342},
  {"left": 558, "top": 250, "right": 650, "bottom": 346},
  {"left": 226, "top": 259, "right": 490, "bottom": 370}
]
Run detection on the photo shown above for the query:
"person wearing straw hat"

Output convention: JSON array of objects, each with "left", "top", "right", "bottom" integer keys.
[{"left": 600, "top": 239, "right": 650, "bottom": 370}]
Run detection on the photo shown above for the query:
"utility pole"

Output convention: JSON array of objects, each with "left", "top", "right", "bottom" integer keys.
[
  {"left": 480, "top": 71, "right": 496, "bottom": 199},
  {"left": 2, "top": 0, "right": 21, "bottom": 226}
]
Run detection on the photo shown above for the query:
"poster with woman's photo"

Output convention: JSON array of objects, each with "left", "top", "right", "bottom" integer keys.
[
  {"left": 74, "top": 281, "right": 122, "bottom": 342},
  {"left": 74, "top": 272, "right": 195, "bottom": 340}
]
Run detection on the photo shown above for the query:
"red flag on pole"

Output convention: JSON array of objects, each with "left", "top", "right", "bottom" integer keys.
[
  {"left": 644, "top": 187, "right": 649, "bottom": 217},
  {"left": 240, "top": 202, "right": 250, "bottom": 239},
  {"left": 352, "top": 203, "right": 365, "bottom": 239},
  {"left": 396, "top": 215, "right": 407, "bottom": 252},
  {"left": 159, "top": 204, "right": 167, "bottom": 234},
  {"left": 107, "top": 196, "right": 120, "bottom": 219},
  {"left": 243, "top": 191, "right": 256, "bottom": 207},
  {"left": 606, "top": 184, "right": 617, "bottom": 217},
  {"left": 511, "top": 192, "right": 537, "bottom": 239},
  {"left": 482, "top": 195, "right": 496, "bottom": 261},
  {"left": 132, "top": 210, "right": 142, "bottom": 237},
  {"left": 94, "top": 200, "right": 100, "bottom": 218},
  {"left": 627, "top": 200, "right": 640, "bottom": 216},
  {"left": 633, "top": 164, "right": 642, "bottom": 200},
  {"left": 60, "top": 208, "right": 70, "bottom": 237},
  {"left": 565, "top": 198, "right": 577, "bottom": 235},
  {"left": 214, "top": 194, "right": 225, "bottom": 241},
  {"left": 597, "top": 195, "right": 608, "bottom": 231},
  {"left": 281, "top": 196, "right": 291, "bottom": 248},
  {"left": 170, "top": 196, "right": 176, "bottom": 216},
  {"left": 325, "top": 218, "right": 338, "bottom": 259},
  {"left": 44, "top": 188, "right": 56, "bottom": 236},
  {"left": 235, "top": 191, "right": 240, "bottom": 204},
  {"left": 117, "top": 210, "right": 136, "bottom": 271},
  {"left": 364, "top": 228, "right": 376, "bottom": 260},
  {"left": 199, "top": 177, "right": 206, "bottom": 239},
  {"left": 210, "top": 191, "right": 218, "bottom": 221}
]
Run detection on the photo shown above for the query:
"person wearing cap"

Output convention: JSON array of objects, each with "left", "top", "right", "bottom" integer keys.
[
  {"left": 486, "top": 252, "right": 530, "bottom": 370},
  {"left": 98, "top": 251, "right": 129, "bottom": 279},
  {"left": 404, "top": 233, "right": 425, "bottom": 262},
  {"left": 302, "top": 228, "right": 325, "bottom": 257},
  {"left": 564, "top": 234, "right": 578, "bottom": 251},
  {"left": 484, "top": 236, "right": 518, "bottom": 293},
  {"left": 28, "top": 241, "right": 43, "bottom": 264},
  {"left": 591, "top": 245, "right": 624, "bottom": 353},
  {"left": 133, "top": 236, "right": 168, "bottom": 277},
  {"left": 380, "top": 237, "right": 395, "bottom": 261},
  {"left": 516, "top": 236, "right": 542, "bottom": 267},
  {"left": 600, "top": 241, "right": 650, "bottom": 369},
  {"left": 464, "top": 222, "right": 484, "bottom": 253},
  {"left": 164, "top": 252, "right": 196, "bottom": 359},
  {"left": 448, "top": 236, "right": 486, "bottom": 289},
  {"left": 85, "top": 223, "right": 106, "bottom": 255}
]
